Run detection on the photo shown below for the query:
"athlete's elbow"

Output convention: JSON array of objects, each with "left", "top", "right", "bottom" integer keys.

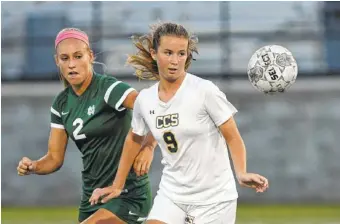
[
  {"left": 49, "top": 160, "right": 64, "bottom": 173},
  {"left": 55, "top": 161, "right": 64, "bottom": 171},
  {"left": 49, "top": 156, "right": 64, "bottom": 173},
  {"left": 130, "top": 130, "right": 145, "bottom": 144}
]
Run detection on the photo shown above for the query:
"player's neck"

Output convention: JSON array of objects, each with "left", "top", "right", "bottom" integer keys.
[
  {"left": 72, "top": 72, "right": 93, "bottom": 96},
  {"left": 159, "top": 73, "right": 186, "bottom": 93}
]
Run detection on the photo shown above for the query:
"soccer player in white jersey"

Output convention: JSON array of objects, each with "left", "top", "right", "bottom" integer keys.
[{"left": 90, "top": 22, "right": 269, "bottom": 224}]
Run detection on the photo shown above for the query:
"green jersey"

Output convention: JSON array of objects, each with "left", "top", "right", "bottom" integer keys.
[{"left": 50, "top": 73, "right": 149, "bottom": 212}]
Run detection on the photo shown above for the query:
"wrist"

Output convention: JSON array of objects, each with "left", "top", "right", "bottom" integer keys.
[
  {"left": 30, "top": 161, "right": 38, "bottom": 174},
  {"left": 142, "top": 144, "right": 155, "bottom": 151},
  {"left": 236, "top": 171, "right": 246, "bottom": 179},
  {"left": 112, "top": 180, "right": 125, "bottom": 190}
]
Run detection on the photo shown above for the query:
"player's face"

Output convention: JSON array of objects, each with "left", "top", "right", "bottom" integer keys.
[
  {"left": 55, "top": 38, "right": 94, "bottom": 86},
  {"left": 152, "top": 36, "right": 188, "bottom": 82}
]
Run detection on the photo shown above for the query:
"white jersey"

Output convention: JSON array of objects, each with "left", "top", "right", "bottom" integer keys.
[{"left": 132, "top": 73, "right": 238, "bottom": 204}]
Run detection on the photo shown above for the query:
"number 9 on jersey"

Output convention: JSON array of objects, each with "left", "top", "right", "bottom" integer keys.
[{"left": 163, "top": 131, "right": 178, "bottom": 153}]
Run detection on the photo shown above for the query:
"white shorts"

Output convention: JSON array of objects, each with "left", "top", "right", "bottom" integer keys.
[{"left": 147, "top": 192, "right": 237, "bottom": 224}]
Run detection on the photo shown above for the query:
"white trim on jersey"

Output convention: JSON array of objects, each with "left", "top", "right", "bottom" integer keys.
[
  {"left": 104, "top": 81, "right": 122, "bottom": 103},
  {"left": 51, "top": 123, "right": 64, "bottom": 129},
  {"left": 115, "top": 88, "right": 135, "bottom": 111},
  {"left": 50, "top": 107, "right": 61, "bottom": 117}
]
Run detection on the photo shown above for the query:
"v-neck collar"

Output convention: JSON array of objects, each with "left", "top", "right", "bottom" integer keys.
[
  {"left": 69, "top": 73, "right": 96, "bottom": 99},
  {"left": 157, "top": 73, "right": 189, "bottom": 108}
]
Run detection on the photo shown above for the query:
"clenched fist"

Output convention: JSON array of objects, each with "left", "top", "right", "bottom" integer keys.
[{"left": 17, "top": 157, "right": 36, "bottom": 176}]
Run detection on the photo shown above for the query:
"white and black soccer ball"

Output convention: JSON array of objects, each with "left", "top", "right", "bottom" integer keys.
[{"left": 247, "top": 45, "right": 298, "bottom": 94}]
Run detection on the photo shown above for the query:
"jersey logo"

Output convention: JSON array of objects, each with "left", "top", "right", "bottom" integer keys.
[
  {"left": 150, "top": 110, "right": 155, "bottom": 114},
  {"left": 137, "top": 217, "right": 147, "bottom": 222},
  {"left": 129, "top": 211, "right": 138, "bottom": 216},
  {"left": 87, "top": 105, "right": 95, "bottom": 116},
  {"left": 128, "top": 211, "right": 146, "bottom": 223},
  {"left": 61, "top": 111, "right": 69, "bottom": 115},
  {"left": 156, "top": 113, "right": 179, "bottom": 129}
]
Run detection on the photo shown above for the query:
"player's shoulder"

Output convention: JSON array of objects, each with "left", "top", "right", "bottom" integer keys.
[
  {"left": 132, "top": 81, "right": 158, "bottom": 108},
  {"left": 138, "top": 81, "right": 158, "bottom": 99},
  {"left": 186, "top": 73, "right": 218, "bottom": 92},
  {"left": 95, "top": 73, "right": 119, "bottom": 87},
  {"left": 95, "top": 73, "right": 134, "bottom": 96},
  {"left": 54, "top": 86, "right": 70, "bottom": 102},
  {"left": 52, "top": 87, "right": 70, "bottom": 110}
]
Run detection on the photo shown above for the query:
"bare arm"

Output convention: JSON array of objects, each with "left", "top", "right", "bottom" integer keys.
[
  {"left": 141, "top": 131, "right": 158, "bottom": 149},
  {"left": 89, "top": 130, "right": 149, "bottom": 205},
  {"left": 219, "top": 117, "right": 246, "bottom": 178},
  {"left": 34, "top": 128, "right": 68, "bottom": 175},
  {"left": 122, "top": 90, "right": 157, "bottom": 149},
  {"left": 122, "top": 90, "right": 138, "bottom": 110},
  {"left": 89, "top": 91, "right": 157, "bottom": 204},
  {"left": 123, "top": 90, "right": 158, "bottom": 175},
  {"left": 219, "top": 117, "right": 268, "bottom": 192},
  {"left": 114, "top": 129, "right": 145, "bottom": 189},
  {"left": 133, "top": 131, "right": 158, "bottom": 176}
]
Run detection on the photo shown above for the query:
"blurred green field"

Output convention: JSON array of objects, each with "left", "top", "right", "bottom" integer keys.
[{"left": 2, "top": 204, "right": 340, "bottom": 224}]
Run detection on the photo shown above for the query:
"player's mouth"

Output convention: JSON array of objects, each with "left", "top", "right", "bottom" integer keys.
[
  {"left": 168, "top": 68, "right": 177, "bottom": 74},
  {"left": 68, "top": 71, "right": 79, "bottom": 77}
]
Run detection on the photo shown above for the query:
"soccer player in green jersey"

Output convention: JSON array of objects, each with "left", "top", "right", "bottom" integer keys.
[{"left": 16, "top": 28, "right": 156, "bottom": 224}]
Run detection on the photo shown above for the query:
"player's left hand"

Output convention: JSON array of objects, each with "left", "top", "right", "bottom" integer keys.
[
  {"left": 89, "top": 186, "right": 123, "bottom": 205},
  {"left": 133, "top": 145, "right": 154, "bottom": 176},
  {"left": 237, "top": 172, "right": 269, "bottom": 193}
]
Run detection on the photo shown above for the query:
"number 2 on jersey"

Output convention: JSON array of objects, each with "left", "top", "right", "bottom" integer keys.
[
  {"left": 73, "top": 118, "right": 86, "bottom": 140},
  {"left": 163, "top": 131, "right": 178, "bottom": 153}
]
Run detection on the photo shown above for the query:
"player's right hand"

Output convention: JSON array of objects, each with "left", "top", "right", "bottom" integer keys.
[
  {"left": 89, "top": 186, "right": 123, "bottom": 205},
  {"left": 17, "top": 157, "right": 35, "bottom": 176},
  {"left": 133, "top": 145, "right": 154, "bottom": 176}
]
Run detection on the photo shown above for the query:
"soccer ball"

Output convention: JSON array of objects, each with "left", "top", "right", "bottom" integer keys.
[{"left": 247, "top": 45, "right": 298, "bottom": 94}]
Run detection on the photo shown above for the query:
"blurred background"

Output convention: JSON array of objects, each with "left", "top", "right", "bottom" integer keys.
[{"left": 2, "top": 1, "right": 340, "bottom": 224}]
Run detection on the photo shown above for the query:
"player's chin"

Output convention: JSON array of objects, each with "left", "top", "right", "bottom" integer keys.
[
  {"left": 164, "top": 73, "right": 180, "bottom": 83},
  {"left": 67, "top": 78, "right": 84, "bottom": 86}
]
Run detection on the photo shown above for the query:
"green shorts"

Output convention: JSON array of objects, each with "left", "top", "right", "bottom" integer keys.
[{"left": 78, "top": 182, "right": 152, "bottom": 223}]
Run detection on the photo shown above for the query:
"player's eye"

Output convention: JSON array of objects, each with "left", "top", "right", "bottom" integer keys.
[
  {"left": 165, "top": 51, "right": 171, "bottom": 56},
  {"left": 60, "top": 57, "right": 68, "bottom": 61},
  {"left": 179, "top": 52, "right": 186, "bottom": 56},
  {"left": 75, "top": 55, "right": 82, "bottom": 59}
]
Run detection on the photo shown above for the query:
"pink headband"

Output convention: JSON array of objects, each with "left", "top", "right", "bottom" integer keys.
[{"left": 55, "top": 30, "right": 89, "bottom": 48}]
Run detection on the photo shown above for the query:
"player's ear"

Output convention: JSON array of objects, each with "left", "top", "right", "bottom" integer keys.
[
  {"left": 89, "top": 49, "right": 94, "bottom": 63},
  {"left": 54, "top": 54, "right": 60, "bottom": 67},
  {"left": 150, "top": 48, "right": 157, "bottom": 61}
]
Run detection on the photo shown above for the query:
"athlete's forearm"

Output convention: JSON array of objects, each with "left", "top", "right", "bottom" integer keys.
[
  {"left": 114, "top": 131, "right": 144, "bottom": 188},
  {"left": 219, "top": 118, "right": 247, "bottom": 178},
  {"left": 141, "top": 131, "right": 157, "bottom": 150},
  {"left": 227, "top": 136, "right": 247, "bottom": 178},
  {"left": 34, "top": 153, "right": 63, "bottom": 175}
]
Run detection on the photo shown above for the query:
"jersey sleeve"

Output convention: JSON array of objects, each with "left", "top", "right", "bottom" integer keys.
[
  {"left": 204, "top": 81, "right": 238, "bottom": 127},
  {"left": 131, "top": 93, "right": 149, "bottom": 136},
  {"left": 50, "top": 95, "right": 64, "bottom": 129},
  {"left": 103, "top": 78, "right": 135, "bottom": 111}
]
